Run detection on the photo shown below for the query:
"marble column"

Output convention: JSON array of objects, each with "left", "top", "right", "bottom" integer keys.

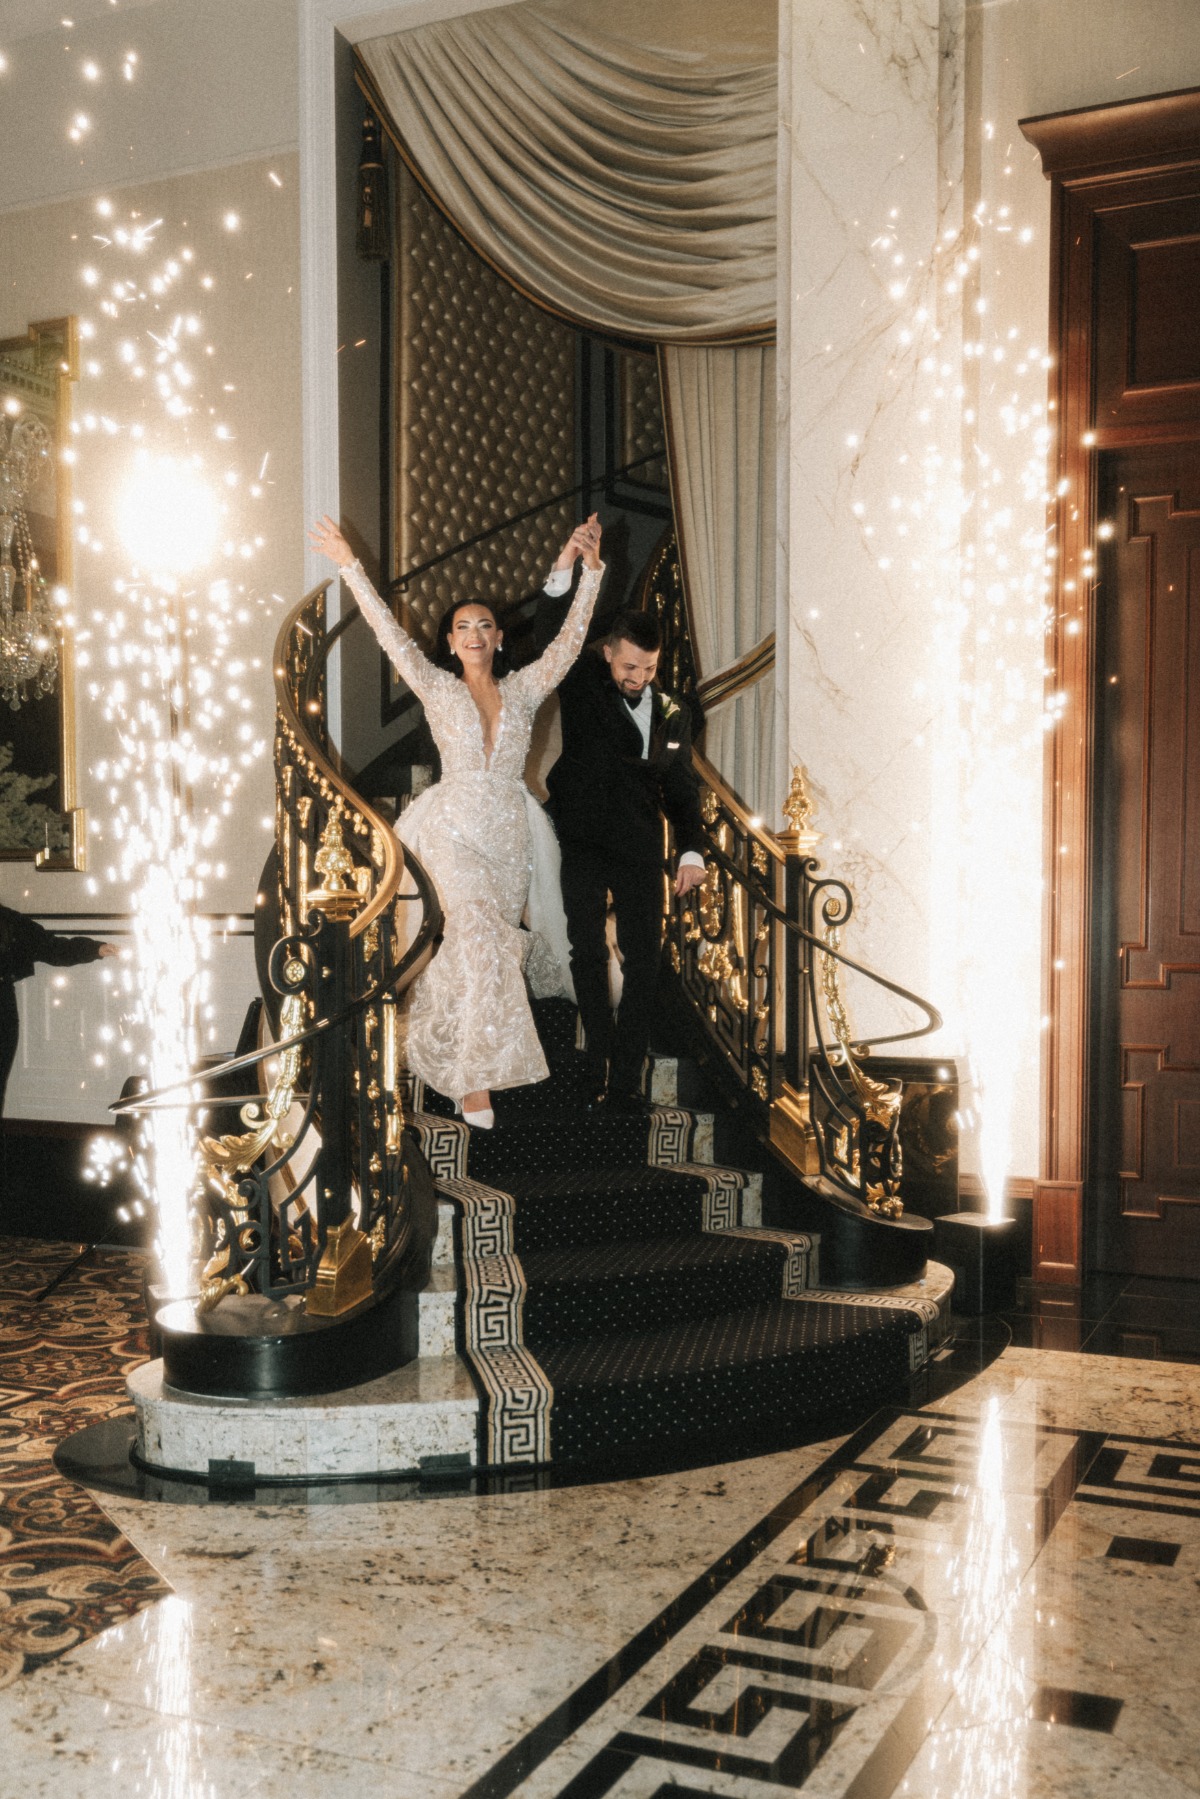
[{"left": 778, "top": 0, "right": 1044, "bottom": 1187}]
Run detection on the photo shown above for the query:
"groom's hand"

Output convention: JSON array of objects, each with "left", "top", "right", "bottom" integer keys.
[
  {"left": 552, "top": 512, "right": 602, "bottom": 573},
  {"left": 674, "top": 862, "right": 706, "bottom": 898}
]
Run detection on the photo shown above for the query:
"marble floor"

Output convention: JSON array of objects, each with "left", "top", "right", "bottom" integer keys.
[{"left": 4, "top": 1320, "right": 1200, "bottom": 1797}]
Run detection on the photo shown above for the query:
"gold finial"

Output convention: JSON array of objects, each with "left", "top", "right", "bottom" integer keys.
[
  {"left": 306, "top": 807, "right": 363, "bottom": 920},
  {"left": 779, "top": 764, "right": 823, "bottom": 853}
]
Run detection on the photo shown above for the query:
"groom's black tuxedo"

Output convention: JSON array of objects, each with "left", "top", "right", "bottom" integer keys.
[
  {"left": 546, "top": 645, "right": 706, "bottom": 867},
  {"left": 538, "top": 595, "right": 706, "bottom": 1097}
]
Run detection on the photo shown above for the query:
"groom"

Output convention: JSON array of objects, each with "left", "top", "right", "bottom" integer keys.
[{"left": 540, "top": 534, "right": 706, "bottom": 1111}]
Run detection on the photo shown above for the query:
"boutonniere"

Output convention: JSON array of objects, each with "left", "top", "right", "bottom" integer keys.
[{"left": 659, "top": 693, "right": 682, "bottom": 723}]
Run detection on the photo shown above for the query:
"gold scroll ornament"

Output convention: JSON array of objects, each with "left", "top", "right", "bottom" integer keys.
[
  {"left": 197, "top": 987, "right": 309, "bottom": 1312},
  {"left": 819, "top": 925, "right": 903, "bottom": 1217}
]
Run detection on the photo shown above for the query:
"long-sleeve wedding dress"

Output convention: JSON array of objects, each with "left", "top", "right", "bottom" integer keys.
[{"left": 340, "top": 559, "right": 603, "bottom": 1104}]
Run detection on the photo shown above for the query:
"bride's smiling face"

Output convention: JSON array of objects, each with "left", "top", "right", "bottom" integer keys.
[{"left": 450, "top": 606, "right": 502, "bottom": 670}]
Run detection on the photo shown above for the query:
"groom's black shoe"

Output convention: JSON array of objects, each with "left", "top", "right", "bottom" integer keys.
[{"left": 607, "top": 1084, "right": 651, "bottom": 1116}]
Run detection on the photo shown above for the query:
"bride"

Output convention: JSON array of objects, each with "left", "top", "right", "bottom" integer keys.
[{"left": 309, "top": 513, "right": 604, "bottom": 1127}]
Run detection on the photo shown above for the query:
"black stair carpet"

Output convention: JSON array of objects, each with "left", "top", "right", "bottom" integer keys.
[{"left": 431, "top": 999, "right": 924, "bottom": 1470}]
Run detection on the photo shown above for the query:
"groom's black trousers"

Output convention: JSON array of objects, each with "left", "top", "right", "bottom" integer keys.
[{"left": 559, "top": 845, "right": 662, "bottom": 1092}]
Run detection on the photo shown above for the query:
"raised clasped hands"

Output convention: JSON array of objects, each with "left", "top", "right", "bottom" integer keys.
[
  {"left": 552, "top": 512, "right": 602, "bottom": 574},
  {"left": 308, "top": 515, "right": 355, "bottom": 568}
]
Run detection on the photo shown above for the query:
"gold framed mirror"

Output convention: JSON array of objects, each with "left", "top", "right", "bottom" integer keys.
[{"left": 0, "top": 316, "right": 84, "bottom": 871}]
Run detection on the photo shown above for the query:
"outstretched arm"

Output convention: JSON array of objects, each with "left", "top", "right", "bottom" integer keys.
[
  {"left": 33, "top": 927, "right": 118, "bottom": 968},
  {"left": 308, "top": 516, "right": 442, "bottom": 704},
  {"left": 519, "top": 515, "right": 605, "bottom": 703}
]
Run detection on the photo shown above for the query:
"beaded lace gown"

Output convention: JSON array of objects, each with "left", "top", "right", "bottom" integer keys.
[{"left": 341, "top": 559, "right": 603, "bottom": 1103}]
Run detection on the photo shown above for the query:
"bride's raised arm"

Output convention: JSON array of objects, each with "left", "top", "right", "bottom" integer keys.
[
  {"left": 517, "top": 516, "right": 605, "bottom": 704},
  {"left": 307, "top": 515, "right": 444, "bottom": 704}
]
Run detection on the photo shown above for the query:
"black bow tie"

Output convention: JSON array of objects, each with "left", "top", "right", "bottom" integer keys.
[{"left": 623, "top": 692, "right": 645, "bottom": 709}]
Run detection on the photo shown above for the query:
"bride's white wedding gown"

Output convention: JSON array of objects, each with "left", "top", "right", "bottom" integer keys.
[{"left": 340, "top": 558, "right": 603, "bottom": 1103}]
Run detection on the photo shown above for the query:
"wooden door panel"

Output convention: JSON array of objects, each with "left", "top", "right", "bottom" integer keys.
[
  {"left": 1186, "top": 543, "right": 1200, "bottom": 937},
  {"left": 1094, "top": 180, "right": 1200, "bottom": 440},
  {"left": 1095, "top": 452, "right": 1200, "bottom": 1274}
]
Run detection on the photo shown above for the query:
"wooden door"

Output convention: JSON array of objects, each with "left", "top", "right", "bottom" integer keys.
[
  {"left": 1021, "top": 90, "right": 1200, "bottom": 1282},
  {"left": 1093, "top": 448, "right": 1200, "bottom": 1274}
]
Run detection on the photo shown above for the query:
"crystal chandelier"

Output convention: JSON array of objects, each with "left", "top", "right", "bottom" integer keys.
[{"left": 0, "top": 409, "right": 60, "bottom": 710}]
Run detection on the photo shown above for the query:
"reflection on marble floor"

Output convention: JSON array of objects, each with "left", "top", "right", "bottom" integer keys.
[
  {"left": 7, "top": 1346, "right": 1200, "bottom": 1795},
  {"left": 964, "top": 1272, "right": 1200, "bottom": 1362}
]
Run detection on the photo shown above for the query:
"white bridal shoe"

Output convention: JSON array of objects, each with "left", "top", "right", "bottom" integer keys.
[{"left": 457, "top": 1101, "right": 495, "bottom": 1130}]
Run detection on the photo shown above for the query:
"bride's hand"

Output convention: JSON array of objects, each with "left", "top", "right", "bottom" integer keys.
[
  {"left": 308, "top": 515, "right": 355, "bottom": 567},
  {"left": 552, "top": 512, "right": 602, "bottom": 574}
]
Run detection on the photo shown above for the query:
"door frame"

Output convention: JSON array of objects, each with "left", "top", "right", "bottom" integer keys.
[{"left": 1021, "top": 87, "right": 1200, "bottom": 1283}]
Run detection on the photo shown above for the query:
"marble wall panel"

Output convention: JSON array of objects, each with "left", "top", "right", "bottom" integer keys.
[
  {"left": 779, "top": 0, "right": 976, "bottom": 1130},
  {"left": 780, "top": 0, "right": 951, "bottom": 921}
]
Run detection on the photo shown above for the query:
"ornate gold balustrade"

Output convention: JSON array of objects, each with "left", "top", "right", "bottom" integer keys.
[
  {"left": 115, "top": 580, "right": 442, "bottom": 1324},
  {"left": 669, "top": 752, "right": 939, "bottom": 1214},
  {"left": 641, "top": 528, "right": 939, "bottom": 1215}
]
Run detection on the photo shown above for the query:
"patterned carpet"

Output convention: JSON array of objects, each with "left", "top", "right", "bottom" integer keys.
[
  {"left": 412, "top": 1000, "right": 941, "bottom": 1470},
  {"left": 0, "top": 1237, "right": 168, "bottom": 1685}
]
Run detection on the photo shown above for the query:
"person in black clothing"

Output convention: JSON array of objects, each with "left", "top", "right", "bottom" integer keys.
[
  {"left": 0, "top": 905, "right": 118, "bottom": 1115},
  {"left": 539, "top": 561, "right": 706, "bottom": 1110}
]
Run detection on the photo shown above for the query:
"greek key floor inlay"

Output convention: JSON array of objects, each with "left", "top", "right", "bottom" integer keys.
[{"left": 460, "top": 1405, "right": 1160, "bottom": 1798}]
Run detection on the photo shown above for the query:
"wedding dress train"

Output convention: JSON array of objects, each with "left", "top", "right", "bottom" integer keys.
[{"left": 340, "top": 559, "right": 602, "bottom": 1104}]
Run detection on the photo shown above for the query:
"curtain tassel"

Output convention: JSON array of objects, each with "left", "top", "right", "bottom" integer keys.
[{"left": 357, "top": 114, "right": 389, "bottom": 261}]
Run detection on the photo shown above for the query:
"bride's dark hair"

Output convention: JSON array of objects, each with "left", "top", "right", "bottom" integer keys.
[{"left": 434, "top": 596, "right": 511, "bottom": 678}]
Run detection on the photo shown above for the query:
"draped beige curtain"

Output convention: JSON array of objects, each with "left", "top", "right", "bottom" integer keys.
[
  {"left": 661, "top": 343, "right": 776, "bottom": 817},
  {"left": 356, "top": 0, "right": 775, "bottom": 343},
  {"left": 356, "top": 0, "right": 778, "bottom": 810}
]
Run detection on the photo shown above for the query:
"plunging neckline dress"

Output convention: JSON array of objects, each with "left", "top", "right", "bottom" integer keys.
[{"left": 341, "top": 559, "right": 603, "bottom": 1102}]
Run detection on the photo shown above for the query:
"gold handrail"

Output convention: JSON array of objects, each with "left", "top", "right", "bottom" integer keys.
[
  {"left": 272, "top": 579, "right": 404, "bottom": 941},
  {"left": 691, "top": 748, "right": 785, "bottom": 867}
]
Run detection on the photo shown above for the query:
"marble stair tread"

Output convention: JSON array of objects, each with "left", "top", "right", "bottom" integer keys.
[
  {"left": 647, "top": 1055, "right": 678, "bottom": 1104},
  {"left": 417, "top": 1263, "right": 459, "bottom": 1359},
  {"left": 432, "top": 1199, "right": 456, "bottom": 1266},
  {"left": 129, "top": 1354, "right": 481, "bottom": 1480},
  {"left": 518, "top": 1230, "right": 803, "bottom": 1345}
]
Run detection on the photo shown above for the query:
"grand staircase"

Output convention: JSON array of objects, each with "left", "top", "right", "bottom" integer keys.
[
  {"left": 409, "top": 998, "right": 951, "bottom": 1472},
  {"left": 122, "top": 565, "right": 957, "bottom": 1487}
]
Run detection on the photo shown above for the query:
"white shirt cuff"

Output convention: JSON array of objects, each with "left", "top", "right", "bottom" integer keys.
[
  {"left": 678, "top": 851, "right": 705, "bottom": 870},
  {"left": 543, "top": 567, "right": 571, "bottom": 597}
]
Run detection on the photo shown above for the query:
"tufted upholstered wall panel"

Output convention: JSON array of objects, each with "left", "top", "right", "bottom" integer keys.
[
  {"left": 617, "top": 350, "right": 668, "bottom": 492},
  {"left": 392, "top": 162, "right": 578, "bottom": 656}
]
